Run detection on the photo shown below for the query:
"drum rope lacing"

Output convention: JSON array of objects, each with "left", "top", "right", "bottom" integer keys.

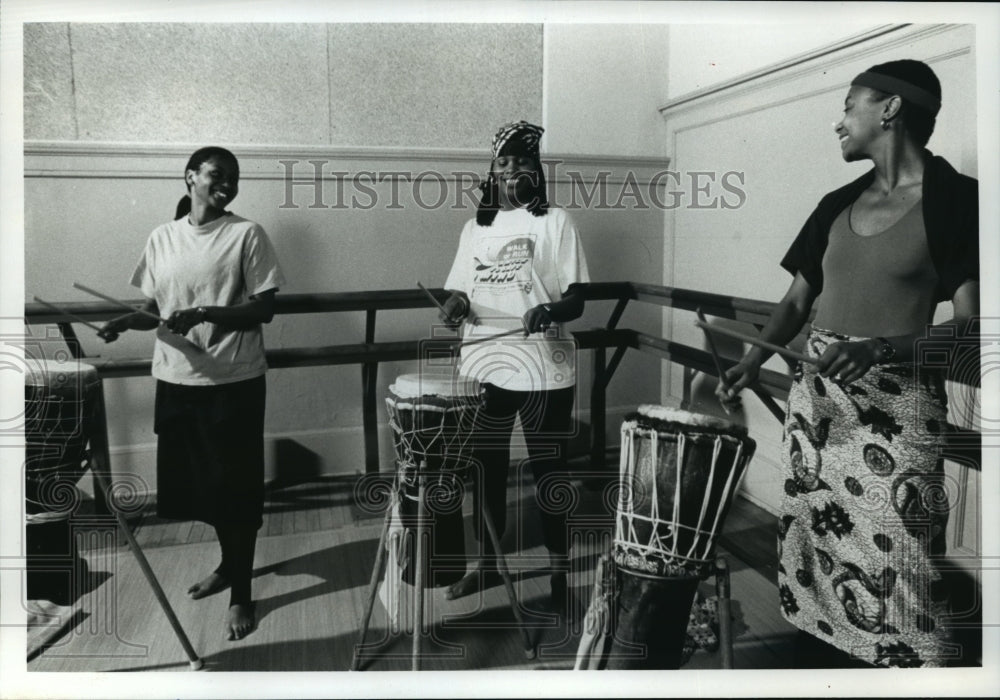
[
  {"left": 614, "top": 424, "right": 747, "bottom": 577},
  {"left": 25, "top": 365, "right": 101, "bottom": 520},
  {"left": 386, "top": 397, "right": 481, "bottom": 495}
]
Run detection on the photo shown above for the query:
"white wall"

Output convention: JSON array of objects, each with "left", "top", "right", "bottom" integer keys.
[
  {"left": 22, "top": 23, "right": 670, "bottom": 495},
  {"left": 666, "top": 23, "right": 879, "bottom": 98},
  {"left": 544, "top": 24, "right": 671, "bottom": 157}
]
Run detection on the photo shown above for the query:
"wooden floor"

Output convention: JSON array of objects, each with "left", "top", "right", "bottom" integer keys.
[{"left": 25, "top": 463, "right": 801, "bottom": 672}]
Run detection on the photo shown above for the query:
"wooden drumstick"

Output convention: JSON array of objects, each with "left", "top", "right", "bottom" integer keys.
[
  {"left": 696, "top": 308, "right": 739, "bottom": 414},
  {"left": 694, "top": 319, "right": 817, "bottom": 366},
  {"left": 696, "top": 309, "right": 733, "bottom": 389},
  {"left": 456, "top": 327, "right": 524, "bottom": 348},
  {"left": 72, "top": 282, "right": 167, "bottom": 323},
  {"left": 416, "top": 281, "right": 454, "bottom": 320},
  {"left": 32, "top": 295, "right": 106, "bottom": 333}
]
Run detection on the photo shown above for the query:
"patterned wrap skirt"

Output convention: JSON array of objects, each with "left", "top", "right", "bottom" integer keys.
[
  {"left": 778, "top": 327, "right": 953, "bottom": 667},
  {"left": 154, "top": 375, "right": 266, "bottom": 530}
]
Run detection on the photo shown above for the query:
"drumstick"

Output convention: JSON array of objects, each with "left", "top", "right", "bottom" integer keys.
[
  {"left": 416, "top": 281, "right": 453, "bottom": 319},
  {"left": 32, "top": 295, "right": 106, "bottom": 333},
  {"left": 696, "top": 308, "right": 739, "bottom": 414},
  {"left": 72, "top": 282, "right": 167, "bottom": 323},
  {"left": 457, "top": 327, "right": 525, "bottom": 348},
  {"left": 696, "top": 308, "right": 733, "bottom": 390},
  {"left": 694, "top": 319, "right": 817, "bottom": 366}
]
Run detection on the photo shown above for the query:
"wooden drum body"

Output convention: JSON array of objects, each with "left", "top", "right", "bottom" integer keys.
[
  {"left": 24, "top": 358, "right": 100, "bottom": 521},
  {"left": 614, "top": 404, "right": 756, "bottom": 579},
  {"left": 385, "top": 372, "right": 482, "bottom": 588},
  {"left": 23, "top": 358, "right": 99, "bottom": 604},
  {"left": 580, "top": 405, "right": 755, "bottom": 669}
]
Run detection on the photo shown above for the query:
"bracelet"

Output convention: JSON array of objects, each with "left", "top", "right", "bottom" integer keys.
[{"left": 873, "top": 337, "right": 895, "bottom": 364}]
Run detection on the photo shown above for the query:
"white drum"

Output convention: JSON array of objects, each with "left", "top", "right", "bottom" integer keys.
[{"left": 384, "top": 370, "right": 482, "bottom": 588}]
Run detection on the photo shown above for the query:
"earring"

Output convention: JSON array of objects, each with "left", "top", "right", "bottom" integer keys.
[{"left": 880, "top": 118, "right": 892, "bottom": 130}]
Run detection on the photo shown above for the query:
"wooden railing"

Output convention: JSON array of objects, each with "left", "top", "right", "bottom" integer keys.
[
  {"left": 24, "top": 283, "right": 796, "bottom": 480},
  {"left": 24, "top": 282, "right": 981, "bottom": 510}
]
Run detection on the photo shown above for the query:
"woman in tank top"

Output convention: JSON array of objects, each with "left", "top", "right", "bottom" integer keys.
[{"left": 719, "top": 60, "right": 979, "bottom": 668}]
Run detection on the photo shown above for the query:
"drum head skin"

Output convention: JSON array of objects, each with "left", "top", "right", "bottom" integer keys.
[
  {"left": 24, "top": 358, "right": 99, "bottom": 390},
  {"left": 628, "top": 404, "right": 748, "bottom": 439},
  {"left": 389, "top": 371, "right": 480, "bottom": 400}
]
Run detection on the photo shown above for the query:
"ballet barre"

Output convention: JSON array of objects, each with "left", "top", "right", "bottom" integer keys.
[{"left": 32, "top": 295, "right": 106, "bottom": 334}]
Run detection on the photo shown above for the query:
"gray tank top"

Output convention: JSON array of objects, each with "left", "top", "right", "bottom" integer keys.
[{"left": 812, "top": 201, "right": 938, "bottom": 338}]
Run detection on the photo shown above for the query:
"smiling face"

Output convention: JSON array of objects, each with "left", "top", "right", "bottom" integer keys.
[
  {"left": 186, "top": 156, "right": 239, "bottom": 212},
  {"left": 834, "top": 85, "right": 892, "bottom": 162},
  {"left": 491, "top": 153, "right": 541, "bottom": 209}
]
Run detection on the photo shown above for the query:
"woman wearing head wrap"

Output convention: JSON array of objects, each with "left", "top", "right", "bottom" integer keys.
[
  {"left": 439, "top": 121, "right": 590, "bottom": 607},
  {"left": 719, "top": 60, "right": 979, "bottom": 667}
]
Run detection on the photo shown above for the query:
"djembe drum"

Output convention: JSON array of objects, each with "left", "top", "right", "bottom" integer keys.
[
  {"left": 24, "top": 358, "right": 100, "bottom": 603},
  {"left": 578, "top": 405, "right": 755, "bottom": 669},
  {"left": 384, "top": 371, "right": 482, "bottom": 588}
]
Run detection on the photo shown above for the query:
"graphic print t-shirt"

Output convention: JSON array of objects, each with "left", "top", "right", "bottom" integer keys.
[
  {"left": 130, "top": 214, "right": 285, "bottom": 385},
  {"left": 444, "top": 207, "right": 590, "bottom": 391}
]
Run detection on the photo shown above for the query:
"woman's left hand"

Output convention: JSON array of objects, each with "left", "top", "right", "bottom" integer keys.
[
  {"left": 816, "top": 339, "right": 878, "bottom": 384},
  {"left": 166, "top": 307, "right": 206, "bottom": 335}
]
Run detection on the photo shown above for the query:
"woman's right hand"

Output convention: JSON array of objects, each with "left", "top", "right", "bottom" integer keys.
[
  {"left": 716, "top": 355, "right": 762, "bottom": 411},
  {"left": 439, "top": 292, "right": 475, "bottom": 328}
]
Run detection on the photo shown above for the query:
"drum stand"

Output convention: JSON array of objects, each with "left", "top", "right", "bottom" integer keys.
[
  {"left": 574, "top": 554, "right": 735, "bottom": 670},
  {"left": 715, "top": 556, "right": 734, "bottom": 670},
  {"left": 351, "top": 462, "right": 535, "bottom": 671},
  {"left": 87, "top": 385, "right": 204, "bottom": 670}
]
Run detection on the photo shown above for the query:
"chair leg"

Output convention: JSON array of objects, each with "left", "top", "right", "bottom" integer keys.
[
  {"left": 715, "top": 555, "right": 734, "bottom": 669},
  {"left": 481, "top": 505, "right": 535, "bottom": 659}
]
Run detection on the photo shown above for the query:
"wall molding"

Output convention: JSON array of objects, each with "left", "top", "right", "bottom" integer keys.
[
  {"left": 24, "top": 141, "right": 671, "bottom": 186},
  {"left": 659, "top": 23, "right": 965, "bottom": 117}
]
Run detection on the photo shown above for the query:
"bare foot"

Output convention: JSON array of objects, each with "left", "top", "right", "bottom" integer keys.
[
  {"left": 187, "top": 572, "right": 229, "bottom": 600},
  {"left": 226, "top": 602, "right": 256, "bottom": 641},
  {"left": 445, "top": 566, "right": 502, "bottom": 600}
]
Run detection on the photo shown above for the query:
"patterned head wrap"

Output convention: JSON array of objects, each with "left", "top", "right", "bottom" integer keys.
[{"left": 491, "top": 121, "right": 544, "bottom": 159}]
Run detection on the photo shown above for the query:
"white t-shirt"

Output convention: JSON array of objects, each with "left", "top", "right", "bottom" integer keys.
[
  {"left": 130, "top": 213, "right": 285, "bottom": 385},
  {"left": 444, "top": 207, "right": 590, "bottom": 391}
]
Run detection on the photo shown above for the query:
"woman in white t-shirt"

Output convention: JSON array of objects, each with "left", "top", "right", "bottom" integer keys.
[
  {"left": 100, "top": 147, "right": 285, "bottom": 641},
  {"left": 440, "top": 122, "right": 590, "bottom": 608}
]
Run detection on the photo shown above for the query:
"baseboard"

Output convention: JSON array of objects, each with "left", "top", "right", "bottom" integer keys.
[{"left": 86, "top": 402, "right": 640, "bottom": 501}]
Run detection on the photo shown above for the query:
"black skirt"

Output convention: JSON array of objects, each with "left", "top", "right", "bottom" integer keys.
[{"left": 154, "top": 376, "right": 266, "bottom": 529}]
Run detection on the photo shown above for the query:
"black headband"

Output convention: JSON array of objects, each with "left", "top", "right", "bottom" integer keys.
[{"left": 851, "top": 71, "right": 941, "bottom": 115}]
